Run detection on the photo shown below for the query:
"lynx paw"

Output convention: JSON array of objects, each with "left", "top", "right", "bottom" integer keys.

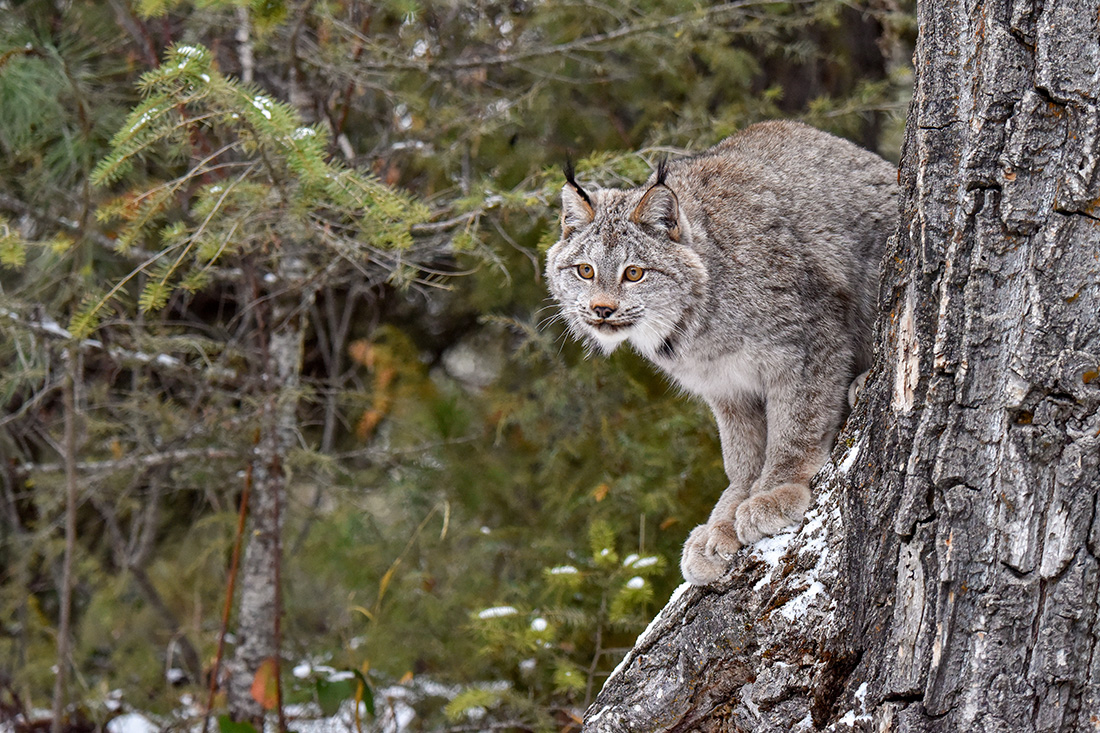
[
  {"left": 680, "top": 521, "right": 742, "bottom": 585},
  {"left": 734, "top": 483, "right": 812, "bottom": 544}
]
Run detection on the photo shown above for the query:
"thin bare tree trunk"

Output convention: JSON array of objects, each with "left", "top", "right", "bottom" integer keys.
[
  {"left": 585, "top": 0, "right": 1100, "bottom": 730},
  {"left": 1, "top": 463, "right": 30, "bottom": 695},
  {"left": 50, "top": 347, "right": 80, "bottom": 733},
  {"left": 236, "top": 6, "right": 254, "bottom": 84},
  {"left": 226, "top": 260, "right": 308, "bottom": 728}
]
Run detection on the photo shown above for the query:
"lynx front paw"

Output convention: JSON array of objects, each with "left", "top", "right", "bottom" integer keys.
[
  {"left": 680, "top": 521, "right": 743, "bottom": 585},
  {"left": 734, "top": 483, "right": 812, "bottom": 544}
]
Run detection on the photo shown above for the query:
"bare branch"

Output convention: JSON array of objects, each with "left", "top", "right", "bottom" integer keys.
[
  {"left": 340, "top": 0, "right": 816, "bottom": 73},
  {"left": 17, "top": 446, "right": 239, "bottom": 476},
  {"left": 0, "top": 191, "right": 116, "bottom": 250}
]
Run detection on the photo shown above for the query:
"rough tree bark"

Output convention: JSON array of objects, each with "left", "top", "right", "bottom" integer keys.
[{"left": 585, "top": 1, "right": 1100, "bottom": 731}]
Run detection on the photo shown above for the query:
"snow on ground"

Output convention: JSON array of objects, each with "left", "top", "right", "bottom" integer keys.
[
  {"left": 106, "top": 713, "right": 159, "bottom": 733},
  {"left": 1, "top": 671, "right": 507, "bottom": 733}
]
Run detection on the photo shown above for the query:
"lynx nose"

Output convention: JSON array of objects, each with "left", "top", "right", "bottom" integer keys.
[{"left": 591, "top": 301, "right": 617, "bottom": 320}]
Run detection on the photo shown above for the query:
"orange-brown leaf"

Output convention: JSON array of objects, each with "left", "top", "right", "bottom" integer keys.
[
  {"left": 250, "top": 657, "right": 279, "bottom": 709},
  {"left": 356, "top": 409, "right": 385, "bottom": 441},
  {"left": 348, "top": 339, "right": 374, "bottom": 368}
]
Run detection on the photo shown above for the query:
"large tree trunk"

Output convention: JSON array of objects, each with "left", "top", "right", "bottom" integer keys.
[{"left": 585, "top": 1, "right": 1100, "bottom": 730}]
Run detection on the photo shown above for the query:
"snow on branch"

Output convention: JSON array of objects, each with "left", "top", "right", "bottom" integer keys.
[{"left": 1, "top": 306, "right": 240, "bottom": 385}]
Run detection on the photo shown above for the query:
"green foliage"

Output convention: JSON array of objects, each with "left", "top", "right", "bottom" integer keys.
[
  {"left": 217, "top": 715, "right": 259, "bottom": 733},
  {"left": 0, "top": 216, "right": 27, "bottom": 268},
  {"left": 448, "top": 511, "right": 671, "bottom": 723},
  {"left": 444, "top": 686, "right": 502, "bottom": 722},
  {"left": 81, "top": 40, "right": 430, "bottom": 334},
  {"left": 314, "top": 676, "right": 352, "bottom": 716}
]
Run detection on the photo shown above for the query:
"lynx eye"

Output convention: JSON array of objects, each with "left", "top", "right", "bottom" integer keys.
[
  {"left": 576, "top": 263, "right": 595, "bottom": 280},
  {"left": 623, "top": 265, "right": 645, "bottom": 282}
]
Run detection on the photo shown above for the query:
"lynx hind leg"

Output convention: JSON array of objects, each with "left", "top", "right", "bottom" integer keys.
[
  {"left": 734, "top": 483, "right": 812, "bottom": 545},
  {"left": 681, "top": 520, "right": 742, "bottom": 586},
  {"left": 734, "top": 376, "right": 840, "bottom": 545},
  {"left": 848, "top": 370, "right": 869, "bottom": 409}
]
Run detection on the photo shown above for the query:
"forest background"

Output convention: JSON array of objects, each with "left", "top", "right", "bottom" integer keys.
[{"left": 0, "top": 0, "right": 913, "bottom": 730}]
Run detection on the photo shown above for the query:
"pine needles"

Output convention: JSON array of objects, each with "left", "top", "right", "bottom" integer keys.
[{"left": 85, "top": 42, "right": 430, "bottom": 337}]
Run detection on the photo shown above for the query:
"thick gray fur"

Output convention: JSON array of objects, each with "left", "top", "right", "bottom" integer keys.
[{"left": 545, "top": 121, "right": 897, "bottom": 585}]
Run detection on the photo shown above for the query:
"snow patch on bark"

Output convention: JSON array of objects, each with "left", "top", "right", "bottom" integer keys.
[
  {"left": 837, "top": 431, "right": 865, "bottom": 475},
  {"left": 778, "top": 580, "right": 828, "bottom": 621},
  {"left": 832, "top": 681, "right": 871, "bottom": 728},
  {"left": 773, "top": 487, "right": 837, "bottom": 621},
  {"left": 749, "top": 468, "right": 840, "bottom": 599},
  {"left": 753, "top": 526, "right": 800, "bottom": 570},
  {"left": 836, "top": 708, "right": 872, "bottom": 727}
]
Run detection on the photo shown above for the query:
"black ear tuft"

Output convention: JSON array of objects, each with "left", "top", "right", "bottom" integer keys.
[
  {"left": 655, "top": 156, "right": 671, "bottom": 187},
  {"left": 563, "top": 158, "right": 594, "bottom": 209}
]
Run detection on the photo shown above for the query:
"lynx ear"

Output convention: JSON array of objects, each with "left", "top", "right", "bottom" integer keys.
[
  {"left": 631, "top": 183, "right": 681, "bottom": 242},
  {"left": 561, "top": 161, "right": 595, "bottom": 237},
  {"left": 561, "top": 184, "right": 595, "bottom": 236}
]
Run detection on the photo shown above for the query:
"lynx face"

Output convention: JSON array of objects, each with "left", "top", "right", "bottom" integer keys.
[{"left": 545, "top": 175, "right": 708, "bottom": 358}]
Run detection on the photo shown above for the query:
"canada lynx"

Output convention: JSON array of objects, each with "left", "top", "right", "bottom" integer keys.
[{"left": 545, "top": 121, "right": 896, "bottom": 585}]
